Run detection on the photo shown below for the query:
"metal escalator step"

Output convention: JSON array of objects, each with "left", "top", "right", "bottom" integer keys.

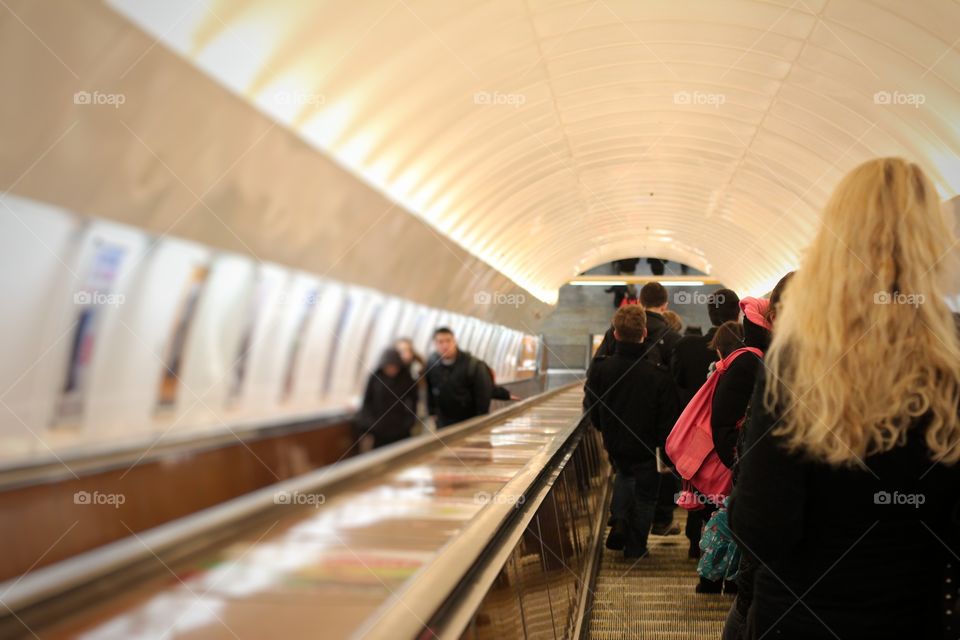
[{"left": 587, "top": 512, "right": 733, "bottom": 639}]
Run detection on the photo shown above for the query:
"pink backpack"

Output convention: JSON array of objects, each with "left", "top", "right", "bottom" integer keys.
[{"left": 666, "top": 347, "right": 763, "bottom": 509}]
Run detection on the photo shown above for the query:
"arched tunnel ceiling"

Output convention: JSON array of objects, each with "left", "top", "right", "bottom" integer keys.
[{"left": 108, "top": 0, "right": 960, "bottom": 303}]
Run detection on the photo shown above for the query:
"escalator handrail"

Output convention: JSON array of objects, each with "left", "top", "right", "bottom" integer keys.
[
  {"left": 0, "top": 381, "right": 577, "bottom": 624},
  {"left": 351, "top": 393, "right": 590, "bottom": 639}
]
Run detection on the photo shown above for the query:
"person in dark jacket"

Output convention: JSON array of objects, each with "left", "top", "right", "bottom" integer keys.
[
  {"left": 640, "top": 281, "right": 683, "bottom": 535},
  {"left": 710, "top": 298, "right": 771, "bottom": 472},
  {"left": 586, "top": 312, "right": 667, "bottom": 531},
  {"left": 585, "top": 305, "right": 679, "bottom": 558},
  {"left": 711, "top": 276, "right": 793, "bottom": 627},
  {"left": 639, "top": 282, "right": 681, "bottom": 367},
  {"left": 425, "top": 327, "right": 493, "bottom": 428},
  {"left": 695, "top": 295, "right": 775, "bottom": 592},
  {"left": 353, "top": 348, "right": 418, "bottom": 450},
  {"left": 730, "top": 371, "right": 960, "bottom": 639},
  {"left": 730, "top": 158, "right": 960, "bottom": 639},
  {"left": 671, "top": 288, "right": 740, "bottom": 409}
]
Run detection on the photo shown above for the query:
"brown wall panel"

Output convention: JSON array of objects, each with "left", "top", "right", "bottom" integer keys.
[{"left": 0, "top": 421, "right": 354, "bottom": 582}]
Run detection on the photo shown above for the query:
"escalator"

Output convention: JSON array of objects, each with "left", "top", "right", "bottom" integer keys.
[
  {"left": 588, "top": 511, "right": 732, "bottom": 639},
  {"left": 1, "top": 383, "right": 610, "bottom": 639}
]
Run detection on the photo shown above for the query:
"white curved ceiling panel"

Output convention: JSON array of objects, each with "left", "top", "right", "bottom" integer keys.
[{"left": 107, "top": 0, "right": 960, "bottom": 303}]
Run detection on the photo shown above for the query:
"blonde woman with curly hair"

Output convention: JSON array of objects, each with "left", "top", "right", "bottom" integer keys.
[{"left": 729, "top": 158, "right": 960, "bottom": 639}]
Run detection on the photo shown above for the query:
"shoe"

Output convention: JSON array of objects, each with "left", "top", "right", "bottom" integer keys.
[
  {"left": 623, "top": 546, "right": 649, "bottom": 559},
  {"left": 688, "top": 543, "right": 701, "bottom": 560},
  {"left": 606, "top": 520, "right": 627, "bottom": 551},
  {"left": 695, "top": 578, "right": 723, "bottom": 594},
  {"left": 651, "top": 521, "right": 681, "bottom": 536}
]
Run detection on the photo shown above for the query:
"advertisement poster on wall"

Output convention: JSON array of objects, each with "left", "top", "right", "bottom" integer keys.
[
  {"left": 156, "top": 264, "right": 210, "bottom": 412},
  {"left": 55, "top": 240, "right": 127, "bottom": 427},
  {"left": 279, "top": 286, "right": 320, "bottom": 403},
  {"left": 226, "top": 272, "right": 267, "bottom": 407},
  {"left": 353, "top": 306, "right": 381, "bottom": 387},
  {"left": 322, "top": 296, "right": 353, "bottom": 397}
]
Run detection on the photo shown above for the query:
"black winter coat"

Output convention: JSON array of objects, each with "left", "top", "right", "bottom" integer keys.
[
  {"left": 730, "top": 368, "right": 960, "bottom": 639},
  {"left": 711, "top": 317, "right": 770, "bottom": 469},
  {"left": 644, "top": 311, "right": 681, "bottom": 369},
  {"left": 671, "top": 326, "right": 719, "bottom": 409},
  {"left": 355, "top": 367, "right": 418, "bottom": 444},
  {"left": 584, "top": 341, "right": 679, "bottom": 470},
  {"left": 425, "top": 350, "right": 493, "bottom": 427}
]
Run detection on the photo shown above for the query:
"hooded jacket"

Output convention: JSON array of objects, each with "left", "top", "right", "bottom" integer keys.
[{"left": 644, "top": 310, "right": 682, "bottom": 368}]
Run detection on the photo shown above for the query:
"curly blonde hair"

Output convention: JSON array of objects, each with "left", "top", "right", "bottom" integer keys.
[{"left": 765, "top": 157, "right": 960, "bottom": 465}]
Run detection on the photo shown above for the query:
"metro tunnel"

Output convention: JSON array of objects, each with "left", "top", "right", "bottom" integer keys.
[{"left": 1, "top": 1, "right": 960, "bottom": 638}]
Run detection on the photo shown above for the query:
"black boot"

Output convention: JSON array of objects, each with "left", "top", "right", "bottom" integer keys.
[
  {"left": 606, "top": 520, "right": 627, "bottom": 551},
  {"left": 695, "top": 577, "right": 723, "bottom": 594}
]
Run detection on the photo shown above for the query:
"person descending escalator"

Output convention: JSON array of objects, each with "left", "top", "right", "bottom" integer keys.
[
  {"left": 730, "top": 158, "right": 960, "bottom": 640},
  {"left": 693, "top": 287, "right": 784, "bottom": 595},
  {"left": 425, "top": 327, "right": 493, "bottom": 428},
  {"left": 672, "top": 289, "right": 741, "bottom": 409},
  {"left": 352, "top": 347, "right": 418, "bottom": 452},
  {"left": 716, "top": 274, "right": 791, "bottom": 633},
  {"left": 639, "top": 282, "right": 684, "bottom": 536},
  {"left": 639, "top": 282, "right": 682, "bottom": 369},
  {"left": 585, "top": 305, "right": 679, "bottom": 560},
  {"left": 672, "top": 289, "right": 739, "bottom": 563}
]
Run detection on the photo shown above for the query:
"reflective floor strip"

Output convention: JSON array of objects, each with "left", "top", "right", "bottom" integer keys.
[{"left": 588, "top": 512, "right": 734, "bottom": 639}]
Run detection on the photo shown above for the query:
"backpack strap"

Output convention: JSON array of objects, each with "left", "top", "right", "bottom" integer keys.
[{"left": 715, "top": 346, "right": 764, "bottom": 374}]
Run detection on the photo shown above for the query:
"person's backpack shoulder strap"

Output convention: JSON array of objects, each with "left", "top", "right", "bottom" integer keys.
[
  {"left": 465, "top": 353, "right": 491, "bottom": 383},
  {"left": 715, "top": 346, "right": 764, "bottom": 374}
]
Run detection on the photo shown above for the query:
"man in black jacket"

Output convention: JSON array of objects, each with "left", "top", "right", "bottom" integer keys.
[
  {"left": 639, "top": 282, "right": 681, "bottom": 367},
  {"left": 671, "top": 288, "right": 741, "bottom": 409},
  {"left": 585, "top": 305, "right": 679, "bottom": 558},
  {"left": 425, "top": 327, "right": 493, "bottom": 428},
  {"left": 638, "top": 282, "right": 684, "bottom": 535}
]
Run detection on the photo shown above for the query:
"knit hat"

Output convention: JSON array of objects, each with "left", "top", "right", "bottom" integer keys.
[{"left": 739, "top": 297, "right": 772, "bottom": 331}]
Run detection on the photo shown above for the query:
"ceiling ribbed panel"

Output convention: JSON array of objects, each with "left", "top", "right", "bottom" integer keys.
[{"left": 108, "top": 0, "right": 960, "bottom": 302}]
